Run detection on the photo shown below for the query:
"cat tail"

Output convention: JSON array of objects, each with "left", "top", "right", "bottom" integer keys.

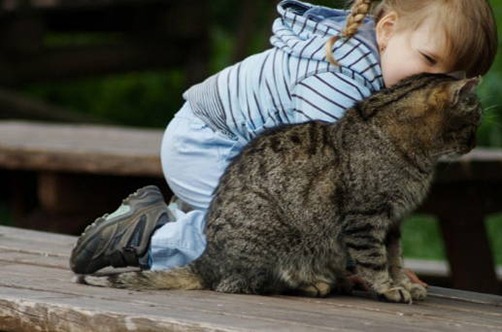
[{"left": 74, "top": 265, "right": 205, "bottom": 291}]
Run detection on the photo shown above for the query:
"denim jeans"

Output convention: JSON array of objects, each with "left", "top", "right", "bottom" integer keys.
[{"left": 149, "top": 102, "right": 245, "bottom": 270}]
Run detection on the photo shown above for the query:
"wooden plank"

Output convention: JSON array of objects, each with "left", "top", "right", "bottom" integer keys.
[
  {"left": 0, "top": 121, "right": 163, "bottom": 176},
  {"left": 0, "top": 225, "right": 76, "bottom": 252},
  {"left": 438, "top": 208, "right": 499, "bottom": 293},
  {"left": 429, "top": 286, "right": 502, "bottom": 307},
  {"left": 0, "top": 120, "right": 501, "bottom": 294},
  {"left": 1, "top": 121, "right": 500, "bottom": 179},
  {"left": 419, "top": 180, "right": 502, "bottom": 293},
  {"left": 1, "top": 226, "right": 502, "bottom": 332},
  {"left": 436, "top": 147, "right": 502, "bottom": 183},
  {"left": 2, "top": 265, "right": 502, "bottom": 332},
  {"left": 404, "top": 259, "right": 502, "bottom": 282},
  {"left": 0, "top": 226, "right": 74, "bottom": 270},
  {"left": 435, "top": 148, "right": 502, "bottom": 182}
]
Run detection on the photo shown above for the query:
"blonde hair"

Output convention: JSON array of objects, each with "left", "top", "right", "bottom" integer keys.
[{"left": 326, "top": 0, "right": 498, "bottom": 77}]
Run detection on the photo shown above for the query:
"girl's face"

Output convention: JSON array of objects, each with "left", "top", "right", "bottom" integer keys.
[{"left": 376, "top": 12, "right": 451, "bottom": 87}]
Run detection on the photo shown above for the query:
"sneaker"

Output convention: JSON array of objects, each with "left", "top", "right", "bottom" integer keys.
[{"left": 70, "top": 185, "right": 172, "bottom": 274}]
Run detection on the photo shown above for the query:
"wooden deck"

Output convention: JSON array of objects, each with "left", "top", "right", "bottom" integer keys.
[
  {"left": 1, "top": 225, "right": 501, "bottom": 331},
  {"left": 2, "top": 120, "right": 502, "bottom": 293}
]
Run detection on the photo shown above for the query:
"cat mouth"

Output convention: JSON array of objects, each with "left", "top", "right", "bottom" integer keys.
[
  {"left": 457, "top": 129, "right": 477, "bottom": 155},
  {"left": 439, "top": 128, "right": 477, "bottom": 158}
]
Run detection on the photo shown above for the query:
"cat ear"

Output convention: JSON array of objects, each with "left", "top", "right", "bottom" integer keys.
[
  {"left": 451, "top": 76, "right": 481, "bottom": 104},
  {"left": 460, "top": 76, "right": 481, "bottom": 94}
]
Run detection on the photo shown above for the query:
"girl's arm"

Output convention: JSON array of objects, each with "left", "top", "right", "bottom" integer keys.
[{"left": 291, "top": 70, "right": 373, "bottom": 123}]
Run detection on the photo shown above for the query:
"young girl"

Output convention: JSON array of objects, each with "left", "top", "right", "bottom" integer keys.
[{"left": 70, "top": 0, "right": 498, "bottom": 284}]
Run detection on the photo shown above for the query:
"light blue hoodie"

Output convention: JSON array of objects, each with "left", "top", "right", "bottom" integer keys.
[{"left": 183, "top": 0, "right": 384, "bottom": 141}]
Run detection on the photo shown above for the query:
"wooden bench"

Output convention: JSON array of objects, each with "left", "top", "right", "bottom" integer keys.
[
  {"left": 0, "top": 120, "right": 169, "bottom": 234},
  {"left": 1, "top": 120, "right": 501, "bottom": 295},
  {"left": 1, "top": 225, "right": 502, "bottom": 332}
]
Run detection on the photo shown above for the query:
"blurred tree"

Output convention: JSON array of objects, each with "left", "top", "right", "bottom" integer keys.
[
  {"left": 20, "top": 0, "right": 502, "bottom": 146},
  {"left": 477, "top": 0, "right": 502, "bottom": 147},
  {"left": 22, "top": 0, "right": 347, "bottom": 128}
]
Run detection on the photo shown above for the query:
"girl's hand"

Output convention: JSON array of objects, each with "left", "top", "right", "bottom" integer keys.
[
  {"left": 404, "top": 268, "right": 428, "bottom": 288},
  {"left": 346, "top": 269, "right": 428, "bottom": 292}
]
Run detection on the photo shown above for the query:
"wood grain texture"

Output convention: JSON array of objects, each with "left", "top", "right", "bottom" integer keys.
[
  {"left": 1, "top": 120, "right": 501, "bottom": 179},
  {"left": 1, "top": 225, "right": 502, "bottom": 332},
  {"left": 1, "top": 120, "right": 502, "bottom": 294},
  {"left": 0, "top": 121, "right": 163, "bottom": 176}
]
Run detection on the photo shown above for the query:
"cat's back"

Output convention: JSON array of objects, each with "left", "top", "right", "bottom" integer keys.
[{"left": 221, "top": 121, "right": 339, "bottom": 185}]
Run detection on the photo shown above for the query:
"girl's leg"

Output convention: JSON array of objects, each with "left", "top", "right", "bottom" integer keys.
[
  {"left": 69, "top": 102, "right": 243, "bottom": 274},
  {"left": 149, "top": 102, "right": 244, "bottom": 270}
]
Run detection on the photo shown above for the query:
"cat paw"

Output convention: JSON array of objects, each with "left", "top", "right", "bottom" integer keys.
[
  {"left": 377, "top": 287, "right": 412, "bottom": 304},
  {"left": 298, "top": 282, "right": 332, "bottom": 297},
  {"left": 407, "top": 283, "right": 427, "bottom": 301}
]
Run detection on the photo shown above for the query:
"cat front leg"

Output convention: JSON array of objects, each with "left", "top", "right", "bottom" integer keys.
[
  {"left": 343, "top": 216, "right": 412, "bottom": 303},
  {"left": 386, "top": 225, "right": 427, "bottom": 301}
]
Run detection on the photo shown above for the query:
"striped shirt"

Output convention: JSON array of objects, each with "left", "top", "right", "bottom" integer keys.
[{"left": 183, "top": 0, "right": 384, "bottom": 141}]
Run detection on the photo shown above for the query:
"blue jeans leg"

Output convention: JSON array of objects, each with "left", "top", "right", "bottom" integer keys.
[
  {"left": 149, "top": 102, "right": 243, "bottom": 270},
  {"left": 150, "top": 208, "right": 207, "bottom": 270}
]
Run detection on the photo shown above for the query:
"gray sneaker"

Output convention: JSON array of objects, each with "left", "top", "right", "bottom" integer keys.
[{"left": 70, "top": 185, "right": 172, "bottom": 274}]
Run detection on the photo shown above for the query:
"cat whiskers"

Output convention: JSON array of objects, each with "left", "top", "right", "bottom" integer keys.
[
  {"left": 480, "top": 104, "right": 501, "bottom": 124},
  {"left": 482, "top": 104, "right": 499, "bottom": 113},
  {"left": 437, "top": 150, "right": 461, "bottom": 161}
]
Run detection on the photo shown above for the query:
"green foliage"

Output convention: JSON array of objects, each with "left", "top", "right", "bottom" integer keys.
[
  {"left": 476, "top": 0, "right": 502, "bottom": 147},
  {"left": 19, "top": 0, "right": 348, "bottom": 129},
  {"left": 402, "top": 214, "right": 502, "bottom": 266},
  {"left": 25, "top": 70, "right": 185, "bottom": 127},
  {"left": 0, "top": 201, "right": 12, "bottom": 226},
  {"left": 487, "top": 214, "right": 502, "bottom": 266},
  {"left": 401, "top": 215, "right": 446, "bottom": 261}
]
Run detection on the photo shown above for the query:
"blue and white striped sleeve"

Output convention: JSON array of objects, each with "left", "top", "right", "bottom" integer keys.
[{"left": 291, "top": 71, "right": 371, "bottom": 123}]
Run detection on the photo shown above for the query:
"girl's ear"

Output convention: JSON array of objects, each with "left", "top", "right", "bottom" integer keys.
[{"left": 375, "top": 11, "right": 398, "bottom": 52}]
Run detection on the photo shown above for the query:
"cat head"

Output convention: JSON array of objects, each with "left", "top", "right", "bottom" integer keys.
[{"left": 361, "top": 73, "right": 482, "bottom": 158}]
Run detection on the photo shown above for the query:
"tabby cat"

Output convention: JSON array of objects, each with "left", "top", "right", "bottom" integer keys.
[{"left": 77, "top": 73, "right": 481, "bottom": 303}]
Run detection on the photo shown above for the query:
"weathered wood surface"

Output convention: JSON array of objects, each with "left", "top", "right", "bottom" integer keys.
[
  {"left": 1, "top": 120, "right": 502, "bottom": 177},
  {"left": 0, "top": 225, "right": 501, "bottom": 332},
  {"left": 1, "top": 120, "right": 502, "bottom": 293},
  {"left": 0, "top": 121, "right": 162, "bottom": 176},
  {"left": 435, "top": 148, "right": 502, "bottom": 182}
]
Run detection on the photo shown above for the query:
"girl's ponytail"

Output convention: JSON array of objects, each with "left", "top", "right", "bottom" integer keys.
[{"left": 325, "top": 0, "right": 375, "bottom": 66}]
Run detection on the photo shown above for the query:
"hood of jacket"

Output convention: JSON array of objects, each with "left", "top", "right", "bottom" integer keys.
[{"left": 271, "top": 0, "right": 380, "bottom": 62}]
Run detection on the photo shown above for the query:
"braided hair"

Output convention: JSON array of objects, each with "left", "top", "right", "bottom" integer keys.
[{"left": 325, "top": 0, "right": 377, "bottom": 66}]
